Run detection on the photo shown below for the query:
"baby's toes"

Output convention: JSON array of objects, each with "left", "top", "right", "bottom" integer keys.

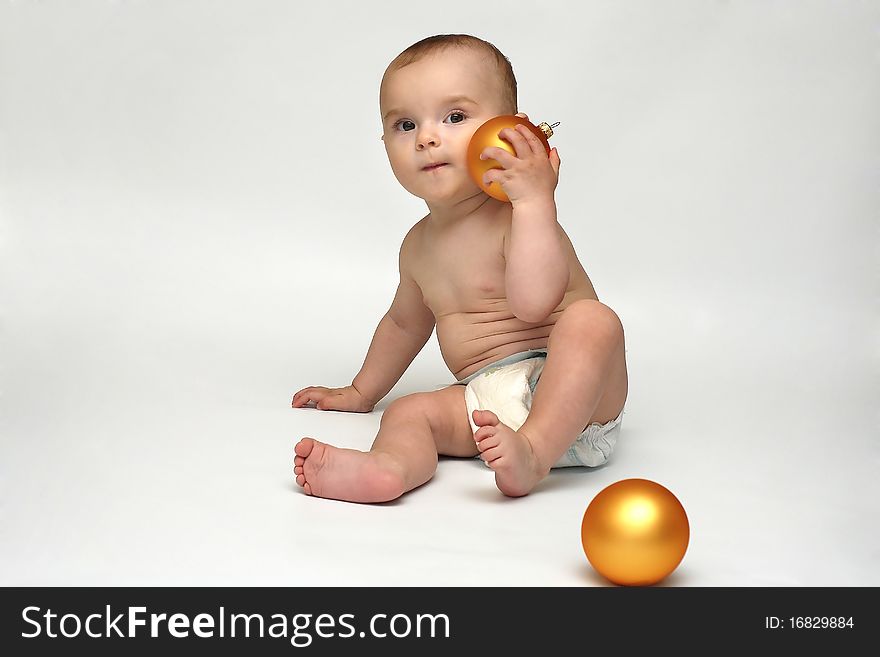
[
  {"left": 472, "top": 409, "right": 500, "bottom": 427},
  {"left": 294, "top": 465, "right": 303, "bottom": 476},
  {"left": 476, "top": 434, "right": 500, "bottom": 452},
  {"left": 295, "top": 437, "right": 316, "bottom": 458},
  {"left": 294, "top": 455, "right": 305, "bottom": 467},
  {"left": 480, "top": 445, "right": 504, "bottom": 465},
  {"left": 474, "top": 425, "right": 497, "bottom": 442}
]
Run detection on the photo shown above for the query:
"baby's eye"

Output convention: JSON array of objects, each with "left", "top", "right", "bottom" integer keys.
[
  {"left": 445, "top": 111, "right": 467, "bottom": 124},
  {"left": 394, "top": 119, "right": 416, "bottom": 132}
]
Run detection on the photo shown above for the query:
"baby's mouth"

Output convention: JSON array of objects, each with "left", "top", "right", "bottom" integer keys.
[{"left": 422, "top": 162, "right": 449, "bottom": 171}]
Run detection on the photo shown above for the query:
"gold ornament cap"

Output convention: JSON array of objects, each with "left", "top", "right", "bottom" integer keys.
[{"left": 537, "top": 121, "right": 560, "bottom": 140}]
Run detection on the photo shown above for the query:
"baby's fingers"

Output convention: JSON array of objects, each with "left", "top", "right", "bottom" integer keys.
[
  {"left": 292, "top": 387, "right": 326, "bottom": 408},
  {"left": 549, "top": 147, "right": 561, "bottom": 176}
]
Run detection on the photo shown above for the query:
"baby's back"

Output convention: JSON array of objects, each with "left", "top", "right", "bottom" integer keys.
[{"left": 407, "top": 204, "right": 598, "bottom": 381}]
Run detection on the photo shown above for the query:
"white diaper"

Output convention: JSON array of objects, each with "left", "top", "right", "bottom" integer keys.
[{"left": 454, "top": 350, "right": 623, "bottom": 468}]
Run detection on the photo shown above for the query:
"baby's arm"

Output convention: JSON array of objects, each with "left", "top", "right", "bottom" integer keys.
[
  {"left": 292, "top": 225, "right": 435, "bottom": 411},
  {"left": 504, "top": 204, "right": 569, "bottom": 322},
  {"left": 483, "top": 113, "right": 566, "bottom": 323}
]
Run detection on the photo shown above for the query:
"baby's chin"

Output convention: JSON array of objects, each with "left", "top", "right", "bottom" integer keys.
[
  {"left": 418, "top": 191, "right": 478, "bottom": 207},
  {"left": 407, "top": 184, "right": 458, "bottom": 203},
  {"left": 408, "top": 179, "right": 483, "bottom": 205}
]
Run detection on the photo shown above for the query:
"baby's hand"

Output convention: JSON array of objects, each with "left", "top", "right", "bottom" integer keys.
[
  {"left": 291, "top": 385, "right": 374, "bottom": 413},
  {"left": 480, "top": 111, "right": 561, "bottom": 206}
]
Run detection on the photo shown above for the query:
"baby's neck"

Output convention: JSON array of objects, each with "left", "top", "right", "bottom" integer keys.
[{"left": 425, "top": 194, "right": 500, "bottom": 229}]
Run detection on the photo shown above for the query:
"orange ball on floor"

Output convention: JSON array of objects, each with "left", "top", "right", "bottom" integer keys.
[{"left": 581, "top": 478, "right": 690, "bottom": 586}]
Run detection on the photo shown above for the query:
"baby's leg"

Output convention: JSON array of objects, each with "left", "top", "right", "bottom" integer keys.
[
  {"left": 474, "top": 300, "right": 627, "bottom": 497},
  {"left": 294, "top": 386, "right": 474, "bottom": 504}
]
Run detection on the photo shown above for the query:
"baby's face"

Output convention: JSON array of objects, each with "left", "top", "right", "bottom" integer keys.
[{"left": 380, "top": 48, "right": 510, "bottom": 205}]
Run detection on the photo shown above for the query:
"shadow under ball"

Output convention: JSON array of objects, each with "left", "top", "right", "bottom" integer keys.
[
  {"left": 466, "top": 115, "right": 552, "bottom": 202},
  {"left": 581, "top": 478, "right": 690, "bottom": 586}
]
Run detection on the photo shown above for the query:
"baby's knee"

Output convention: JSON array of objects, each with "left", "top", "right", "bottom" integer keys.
[
  {"left": 381, "top": 392, "right": 434, "bottom": 424},
  {"left": 559, "top": 300, "right": 624, "bottom": 343}
]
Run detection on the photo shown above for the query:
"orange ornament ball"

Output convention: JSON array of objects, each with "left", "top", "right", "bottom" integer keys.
[
  {"left": 581, "top": 479, "right": 690, "bottom": 586},
  {"left": 466, "top": 115, "right": 552, "bottom": 202}
]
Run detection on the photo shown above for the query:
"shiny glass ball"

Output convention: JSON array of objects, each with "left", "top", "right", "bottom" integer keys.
[
  {"left": 466, "top": 115, "right": 551, "bottom": 202},
  {"left": 581, "top": 479, "right": 690, "bottom": 586}
]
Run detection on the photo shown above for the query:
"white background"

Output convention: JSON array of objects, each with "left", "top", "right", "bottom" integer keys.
[{"left": 1, "top": 0, "right": 877, "bottom": 585}]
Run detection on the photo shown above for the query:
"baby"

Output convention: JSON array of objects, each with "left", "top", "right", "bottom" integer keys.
[{"left": 292, "top": 34, "right": 628, "bottom": 503}]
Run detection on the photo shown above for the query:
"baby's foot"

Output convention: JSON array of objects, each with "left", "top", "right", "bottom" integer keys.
[
  {"left": 293, "top": 437, "right": 406, "bottom": 503},
  {"left": 472, "top": 410, "right": 547, "bottom": 497}
]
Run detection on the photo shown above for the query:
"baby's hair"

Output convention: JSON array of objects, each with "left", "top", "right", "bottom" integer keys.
[{"left": 382, "top": 34, "right": 518, "bottom": 114}]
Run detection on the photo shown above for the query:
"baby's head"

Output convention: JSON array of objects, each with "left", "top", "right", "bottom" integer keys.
[{"left": 379, "top": 34, "right": 518, "bottom": 205}]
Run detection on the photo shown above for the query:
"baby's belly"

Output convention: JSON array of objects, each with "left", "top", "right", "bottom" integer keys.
[{"left": 436, "top": 304, "right": 559, "bottom": 381}]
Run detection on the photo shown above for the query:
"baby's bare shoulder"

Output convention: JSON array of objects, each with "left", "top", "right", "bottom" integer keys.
[{"left": 398, "top": 216, "right": 429, "bottom": 275}]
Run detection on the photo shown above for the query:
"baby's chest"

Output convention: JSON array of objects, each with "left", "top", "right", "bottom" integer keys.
[{"left": 415, "top": 238, "right": 507, "bottom": 311}]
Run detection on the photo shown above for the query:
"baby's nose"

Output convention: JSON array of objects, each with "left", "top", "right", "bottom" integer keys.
[{"left": 416, "top": 128, "right": 439, "bottom": 149}]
